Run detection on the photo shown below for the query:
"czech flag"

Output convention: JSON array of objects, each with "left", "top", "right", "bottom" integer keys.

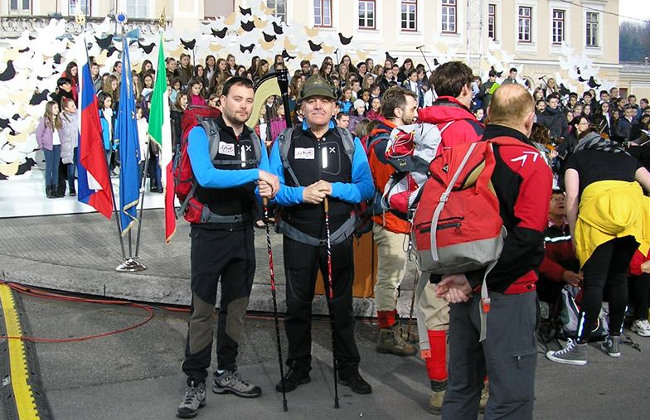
[{"left": 77, "top": 60, "right": 113, "bottom": 219}]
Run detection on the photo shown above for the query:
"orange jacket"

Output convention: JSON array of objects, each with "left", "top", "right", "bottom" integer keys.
[{"left": 367, "top": 118, "right": 411, "bottom": 234}]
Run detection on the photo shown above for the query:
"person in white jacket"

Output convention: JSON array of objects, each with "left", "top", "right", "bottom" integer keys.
[{"left": 59, "top": 98, "right": 79, "bottom": 196}]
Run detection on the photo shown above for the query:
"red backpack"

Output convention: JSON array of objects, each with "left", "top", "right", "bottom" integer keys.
[
  {"left": 173, "top": 106, "right": 221, "bottom": 224},
  {"left": 411, "top": 140, "right": 505, "bottom": 274}
]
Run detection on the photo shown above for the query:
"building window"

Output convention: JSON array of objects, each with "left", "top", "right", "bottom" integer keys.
[
  {"left": 401, "top": 0, "right": 417, "bottom": 31},
  {"left": 9, "top": 0, "right": 30, "bottom": 12},
  {"left": 69, "top": 0, "right": 90, "bottom": 15},
  {"left": 586, "top": 11, "right": 599, "bottom": 47},
  {"left": 552, "top": 9, "right": 564, "bottom": 44},
  {"left": 358, "top": 0, "right": 376, "bottom": 29},
  {"left": 314, "top": 0, "right": 332, "bottom": 27},
  {"left": 518, "top": 6, "right": 532, "bottom": 42},
  {"left": 488, "top": 3, "right": 496, "bottom": 40},
  {"left": 267, "top": 0, "right": 286, "bottom": 22},
  {"left": 126, "top": 0, "right": 148, "bottom": 19},
  {"left": 441, "top": 0, "right": 457, "bottom": 33}
]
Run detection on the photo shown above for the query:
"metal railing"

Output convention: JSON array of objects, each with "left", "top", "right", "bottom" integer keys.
[{"left": 0, "top": 14, "right": 169, "bottom": 38}]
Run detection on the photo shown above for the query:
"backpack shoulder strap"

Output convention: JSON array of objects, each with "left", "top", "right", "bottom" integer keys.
[
  {"left": 197, "top": 118, "right": 221, "bottom": 162},
  {"left": 366, "top": 129, "right": 391, "bottom": 154},
  {"left": 278, "top": 127, "right": 299, "bottom": 185},
  {"left": 336, "top": 126, "right": 356, "bottom": 163},
  {"left": 249, "top": 130, "right": 262, "bottom": 163}
]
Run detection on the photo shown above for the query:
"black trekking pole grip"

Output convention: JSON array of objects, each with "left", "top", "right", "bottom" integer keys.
[
  {"left": 323, "top": 197, "right": 340, "bottom": 408},
  {"left": 263, "top": 197, "right": 288, "bottom": 412}
]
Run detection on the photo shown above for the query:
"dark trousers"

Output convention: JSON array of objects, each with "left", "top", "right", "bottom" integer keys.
[
  {"left": 629, "top": 274, "right": 650, "bottom": 320},
  {"left": 443, "top": 292, "right": 538, "bottom": 420},
  {"left": 43, "top": 145, "right": 61, "bottom": 186},
  {"left": 578, "top": 237, "right": 636, "bottom": 342},
  {"left": 66, "top": 147, "right": 78, "bottom": 191},
  {"left": 182, "top": 226, "right": 256, "bottom": 385},
  {"left": 282, "top": 235, "right": 360, "bottom": 372}
]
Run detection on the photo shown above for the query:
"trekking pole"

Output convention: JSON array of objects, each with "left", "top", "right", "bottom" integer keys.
[
  {"left": 323, "top": 197, "right": 340, "bottom": 409},
  {"left": 406, "top": 268, "right": 417, "bottom": 341},
  {"left": 263, "top": 197, "right": 288, "bottom": 412}
]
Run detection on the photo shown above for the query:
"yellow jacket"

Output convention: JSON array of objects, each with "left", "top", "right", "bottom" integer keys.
[{"left": 575, "top": 180, "right": 650, "bottom": 267}]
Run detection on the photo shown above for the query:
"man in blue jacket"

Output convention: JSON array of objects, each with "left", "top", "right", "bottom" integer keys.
[
  {"left": 268, "top": 74, "right": 374, "bottom": 395},
  {"left": 177, "top": 77, "right": 279, "bottom": 419}
]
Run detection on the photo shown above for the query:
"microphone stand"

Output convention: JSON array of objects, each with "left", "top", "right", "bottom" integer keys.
[{"left": 416, "top": 45, "right": 433, "bottom": 74}]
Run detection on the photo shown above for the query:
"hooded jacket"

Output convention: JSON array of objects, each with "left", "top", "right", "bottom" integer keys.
[{"left": 417, "top": 97, "right": 483, "bottom": 156}]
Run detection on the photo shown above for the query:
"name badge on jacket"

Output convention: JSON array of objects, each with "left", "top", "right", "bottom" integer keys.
[
  {"left": 294, "top": 147, "right": 315, "bottom": 159},
  {"left": 218, "top": 142, "right": 235, "bottom": 156}
]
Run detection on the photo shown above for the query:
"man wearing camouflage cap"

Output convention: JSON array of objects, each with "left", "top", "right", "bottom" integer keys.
[{"left": 269, "top": 74, "right": 375, "bottom": 395}]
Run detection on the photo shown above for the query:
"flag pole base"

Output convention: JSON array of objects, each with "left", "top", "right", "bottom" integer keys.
[{"left": 115, "top": 257, "right": 147, "bottom": 272}]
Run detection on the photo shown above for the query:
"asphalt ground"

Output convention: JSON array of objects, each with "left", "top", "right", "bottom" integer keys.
[{"left": 2, "top": 286, "right": 648, "bottom": 420}]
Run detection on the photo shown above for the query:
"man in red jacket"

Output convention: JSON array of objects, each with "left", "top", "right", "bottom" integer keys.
[
  {"left": 416, "top": 61, "right": 484, "bottom": 414},
  {"left": 435, "top": 84, "right": 553, "bottom": 420}
]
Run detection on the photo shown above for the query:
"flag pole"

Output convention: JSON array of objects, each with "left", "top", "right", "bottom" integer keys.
[
  {"left": 114, "top": 13, "right": 146, "bottom": 272},
  {"left": 134, "top": 144, "right": 151, "bottom": 259}
]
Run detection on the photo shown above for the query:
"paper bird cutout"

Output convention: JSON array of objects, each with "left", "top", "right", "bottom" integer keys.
[
  {"left": 240, "top": 44, "right": 255, "bottom": 53},
  {"left": 559, "top": 84, "right": 571, "bottom": 96},
  {"left": 308, "top": 40, "right": 323, "bottom": 52},
  {"left": 338, "top": 33, "right": 353, "bottom": 45},
  {"left": 282, "top": 49, "right": 296, "bottom": 60},
  {"left": 239, "top": 6, "right": 252, "bottom": 15},
  {"left": 94, "top": 34, "right": 113, "bottom": 50},
  {"left": 212, "top": 27, "right": 227, "bottom": 38},
  {"left": 0, "top": 60, "right": 16, "bottom": 82},
  {"left": 181, "top": 38, "right": 196, "bottom": 50},
  {"left": 29, "top": 89, "right": 50, "bottom": 105},
  {"left": 138, "top": 42, "right": 155, "bottom": 54},
  {"left": 385, "top": 51, "right": 398, "bottom": 63},
  {"left": 263, "top": 32, "right": 277, "bottom": 42},
  {"left": 490, "top": 66, "right": 503, "bottom": 77},
  {"left": 272, "top": 22, "right": 284, "bottom": 35},
  {"left": 587, "top": 76, "right": 601, "bottom": 89},
  {"left": 241, "top": 20, "right": 255, "bottom": 32}
]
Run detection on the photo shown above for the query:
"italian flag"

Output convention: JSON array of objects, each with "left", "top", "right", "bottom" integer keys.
[{"left": 147, "top": 34, "right": 175, "bottom": 243}]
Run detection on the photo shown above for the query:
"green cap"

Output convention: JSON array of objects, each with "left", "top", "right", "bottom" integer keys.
[{"left": 301, "top": 74, "right": 336, "bottom": 100}]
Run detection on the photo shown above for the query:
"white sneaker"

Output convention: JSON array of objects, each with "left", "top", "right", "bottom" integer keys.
[{"left": 631, "top": 319, "right": 650, "bottom": 337}]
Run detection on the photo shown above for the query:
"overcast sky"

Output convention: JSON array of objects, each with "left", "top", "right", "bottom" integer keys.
[{"left": 619, "top": 0, "right": 650, "bottom": 23}]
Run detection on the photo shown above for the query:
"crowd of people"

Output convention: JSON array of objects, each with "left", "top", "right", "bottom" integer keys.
[{"left": 32, "top": 51, "right": 650, "bottom": 420}]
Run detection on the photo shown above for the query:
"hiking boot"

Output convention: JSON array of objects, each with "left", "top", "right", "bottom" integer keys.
[
  {"left": 338, "top": 369, "right": 372, "bottom": 394},
  {"left": 427, "top": 380, "right": 446, "bottom": 415},
  {"left": 479, "top": 381, "right": 489, "bottom": 414},
  {"left": 546, "top": 338, "right": 587, "bottom": 366},
  {"left": 600, "top": 335, "right": 621, "bottom": 357},
  {"left": 212, "top": 368, "right": 261, "bottom": 398},
  {"left": 376, "top": 324, "right": 418, "bottom": 356},
  {"left": 631, "top": 319, "right": 650, "bottom": 337},
  {"left": 275, "top": 362, "right": 311, "bottom": 393},
  {"left": 176, "top": 381, "right": 206, "bottom": 419}
]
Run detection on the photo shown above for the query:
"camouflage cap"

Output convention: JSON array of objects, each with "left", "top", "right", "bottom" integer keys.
[{"left": 301, "top": 74, "right": 336, "bottom": 100}]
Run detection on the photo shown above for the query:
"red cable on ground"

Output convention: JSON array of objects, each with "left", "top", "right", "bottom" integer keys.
[
  {"left": 0, "top": 280, "right": 380, "bottom": 343},
  {"left": 0, "top": 280, "right": 155, "bottom": 343}
]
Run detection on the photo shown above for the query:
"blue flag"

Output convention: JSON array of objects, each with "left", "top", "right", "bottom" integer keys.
[{"left": 117, "top": 38, "right": 140, "bottom": 235}]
